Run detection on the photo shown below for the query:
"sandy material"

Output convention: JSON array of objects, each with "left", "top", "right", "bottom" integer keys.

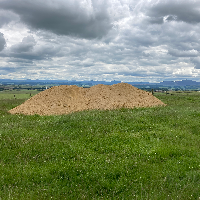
[{"left": 8, "top": 83, "right": 166, "bottom": 116}]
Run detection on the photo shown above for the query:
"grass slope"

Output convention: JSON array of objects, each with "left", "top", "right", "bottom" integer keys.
[{"left": 0, "top": 91, "right": 200, "bottom": 199}]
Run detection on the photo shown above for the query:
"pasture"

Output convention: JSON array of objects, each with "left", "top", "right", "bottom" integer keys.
[{"left": 0, "top": 90, "right": 200, "bottom": 199}]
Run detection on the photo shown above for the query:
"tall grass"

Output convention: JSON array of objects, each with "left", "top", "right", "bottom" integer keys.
[{"left": 0, "top": 91, "right": 199, "bottom": 199}]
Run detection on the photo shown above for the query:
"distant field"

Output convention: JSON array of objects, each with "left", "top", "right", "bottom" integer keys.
[
  {"left": 0, "top": 90, "right": 40, "bottom": 100},
  {"left": 0, "top": 90, "right": 199, "bottom": 199},
  {"left": 157, "top": 90, "right": 200, "bottom": 95}
]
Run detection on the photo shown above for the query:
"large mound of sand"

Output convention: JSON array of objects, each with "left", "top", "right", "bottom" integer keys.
[{"left": 9, "top": 83, "right": 166, "bottom": 116}]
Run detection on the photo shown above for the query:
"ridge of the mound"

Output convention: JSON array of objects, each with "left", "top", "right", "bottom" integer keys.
[{"left": 8, "top": 83, "right": 166, "bottom": 116}]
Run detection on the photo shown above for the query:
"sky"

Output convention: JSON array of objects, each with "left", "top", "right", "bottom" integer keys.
[{"left": 1, "top": 0, "right": 200, "bottom": 82}]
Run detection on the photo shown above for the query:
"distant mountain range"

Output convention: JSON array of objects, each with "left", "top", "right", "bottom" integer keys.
[{"left": 1, "top": 79, "right": 200, "bottom": 87}]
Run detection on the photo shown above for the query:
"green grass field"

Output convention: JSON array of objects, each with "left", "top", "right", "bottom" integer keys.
[
  {"left": 0, "top": 90, "right": 200, "bottom": 199},
  {"left": 0, "top": 90, "right": 40, "bottom": 100}
]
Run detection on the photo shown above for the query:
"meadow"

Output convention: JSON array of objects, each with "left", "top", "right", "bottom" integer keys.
[{"left": 0, "top": 90, "right": 200, "bottom": 199}]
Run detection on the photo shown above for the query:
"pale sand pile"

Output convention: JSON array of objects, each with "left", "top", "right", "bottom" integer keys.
[{"left": 9, "top": 83, "right": 166, "bottom": 116}]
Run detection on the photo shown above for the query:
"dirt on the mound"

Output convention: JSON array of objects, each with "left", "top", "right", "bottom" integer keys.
[{"left": 8, "top": 83, "right": 166, "bottom": 116}]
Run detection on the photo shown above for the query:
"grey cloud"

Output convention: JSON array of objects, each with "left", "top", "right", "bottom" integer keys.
[
  {"left": 2, "top": 36, "right": 63, "bottom": 61},
  {"left": 0, "top": 51, "right": 45, "bottom": 61},
  {"left": 0, "top": 0, "right": 111, "bottom": 39},
  {"left": 8, "top": 52, "right": 53, "bottom": 61},
  {"left": 11, "top": 36, "right": 36, "bottom": 53},
  {"left": 147, "top": 17, "right": 163, "bottom": 24},
  {"left": 142, "top": 52, "right": 150, "bottom": 57},
  {"left": 0, "top": 9, "right": 18, "bottom": 27},
  {"left": 139, "top": 59, "right": 160, "bottom": 67},
  {"left": 121, "top": 30, "right": 157, "bottom": 47},
  {"left": 8, "top": 58, "right": 34, "bottom": 64},
  {"left": 147, "top": 0, "right": 200, "bottom": 24},
  {"left": 168, "top": 49, "right": 199, "bottom": 57},
  {"left": 133, "top": 34, "right": 157, "bottom": 47},
  {"left": 191, "top": 57, "right": 200, "bottom": 69},
  {"left": 0, "top": 32, "right": 6, "bottom": 51},
  {"left": 0, "top": 65, "right": 26, "bottom": 73}
]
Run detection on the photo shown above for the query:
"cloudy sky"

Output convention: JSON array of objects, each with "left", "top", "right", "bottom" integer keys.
[{"left": 1, "top": 0, "right": 200, "bottom": 82}]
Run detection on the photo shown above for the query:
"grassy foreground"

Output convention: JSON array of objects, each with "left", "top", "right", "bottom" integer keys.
[{"left": 0, "top": 91, "right": 200, "bottom": 199}]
